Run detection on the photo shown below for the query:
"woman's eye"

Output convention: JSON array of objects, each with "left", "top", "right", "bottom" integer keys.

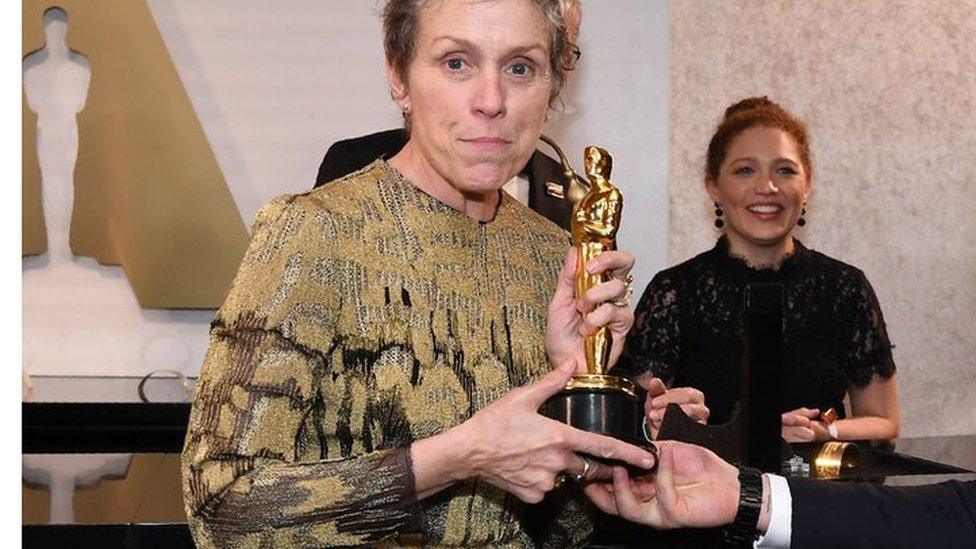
[
  {"left": 446, "top": 58, "right": 465, "bottom": 71},
  {"left": 733, "top": 166, "right": 754, "bottom": 175},
  {"left": 508, "top": 62, "right": 532, "bottom": 76},
  {"left": 777, "top": 166, "right": 799, "bottom": 176}
]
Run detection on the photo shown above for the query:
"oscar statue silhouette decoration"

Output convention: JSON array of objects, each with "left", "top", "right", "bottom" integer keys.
[{"left": 542, "top": 146, "right": 652, "bottom": 460}]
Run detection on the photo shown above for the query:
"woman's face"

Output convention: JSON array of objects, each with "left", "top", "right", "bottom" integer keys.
[
  {"left": 391, "top": 0, "right": 553, "bottom": 196},
  {"left": 707, "top": 126, "right": 811, "bottom": 251}
]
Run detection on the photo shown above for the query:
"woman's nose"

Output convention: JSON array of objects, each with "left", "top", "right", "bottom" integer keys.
[
  {"left": 472, "top": 71, "right": 506, "bottom": 119},
  {"left": 754, "top": 172, "right": 779, "bottom": 194}
]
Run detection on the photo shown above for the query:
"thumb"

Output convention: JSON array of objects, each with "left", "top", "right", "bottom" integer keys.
[
  {"left": 550, "top": 247, "right": 578, "bottom": 307},
  {"left": 640, "top": 376, "right": 667, "bottom": 399},
  {"left": 526, "top": 361, "right": 574, "bottom": 407}
]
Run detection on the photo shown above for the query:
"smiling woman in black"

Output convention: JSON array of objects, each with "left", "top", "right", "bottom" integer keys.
[
  {"left": 621, "top": 235, "right": 896, "bottom": 426},
  {"left": 620, "top": 97, "right": 899, "bottom": 443}
]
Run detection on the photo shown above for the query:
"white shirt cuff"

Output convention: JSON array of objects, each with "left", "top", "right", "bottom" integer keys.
[{"left": 754, "top": 473, "right": 792, "bottom": 549}]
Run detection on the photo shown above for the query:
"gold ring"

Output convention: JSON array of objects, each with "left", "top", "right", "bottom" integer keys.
[
  {"left": 612, "top": 274, "right": 634, "bottom": 305},
  {"left": 571, "top": 456, "right": 592, "bottom": 482},
  {"left": 612, "top": 283, "right": 633, "bottom": 307}
]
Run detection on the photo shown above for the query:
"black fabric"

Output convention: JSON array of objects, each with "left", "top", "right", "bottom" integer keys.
[
  {"left": 315, "top": 129, "right": 407, "bottom": 185},
  {"left": 618, "top": 237, "right": 896, "bottom": 424},
  {"left": 788, "top": 478, "right": 976, "bottom": 548},
  {"left": 314, "top": 129, "right": 575, "bottom": 230}
]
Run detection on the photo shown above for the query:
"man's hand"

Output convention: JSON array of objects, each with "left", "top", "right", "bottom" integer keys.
[{"left": 582, "top": 440, "right": 742, "bottom": 529}]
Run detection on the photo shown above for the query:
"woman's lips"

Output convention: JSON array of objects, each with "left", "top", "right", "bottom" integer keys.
[
  {"left": 746, "top": 203, "right": 783, "bottom": 221},
  {"left": 460, "top": 137, "right": 511, "bottom": 152}
]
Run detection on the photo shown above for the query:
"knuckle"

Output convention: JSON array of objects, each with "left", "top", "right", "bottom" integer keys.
[
  {"left": 558, "top": 452, "right": 576, "bottom": 471},
  {"left": 551, "top": 428, "right": 571, "bottom": 448},
  {"left": 523, "top": 490, "right": 544, "bottom": 504}
]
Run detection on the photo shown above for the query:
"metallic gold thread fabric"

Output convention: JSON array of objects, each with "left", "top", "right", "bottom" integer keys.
[{"left": 182, "top": 161, "right": 594, "bottom": 547}]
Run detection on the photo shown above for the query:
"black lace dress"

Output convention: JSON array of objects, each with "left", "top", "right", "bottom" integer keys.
[{"left": 618, "top": 237, "right": 896, "bottom": 424}]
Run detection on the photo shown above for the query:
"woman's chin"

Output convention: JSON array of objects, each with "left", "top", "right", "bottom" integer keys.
[
  {"left": 743, "top": 231, "right": 794, "bottom": 249},
  {"left": 457, "top": 167, "right": 514, "bottom": 195}
]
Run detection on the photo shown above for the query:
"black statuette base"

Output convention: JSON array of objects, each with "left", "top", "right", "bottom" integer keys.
[{"left": 540, "top": 386, "right": 655, "bottom": 473}]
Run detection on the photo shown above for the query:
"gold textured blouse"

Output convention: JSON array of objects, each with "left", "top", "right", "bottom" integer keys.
[{"left": 181, "top": 161, "right": 595, "bottom": 547}]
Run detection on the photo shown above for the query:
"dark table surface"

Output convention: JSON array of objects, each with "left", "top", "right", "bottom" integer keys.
[{"left": 21, "top": 376, "right": 976, "bottom": 546}]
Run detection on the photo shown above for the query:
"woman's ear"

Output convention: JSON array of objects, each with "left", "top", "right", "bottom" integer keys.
[
  {"left": 387, "top": 62, "right": 408, "bottom": 104},
  {"left": 705, "top": 177, "right": 721, "bottom": 204}
]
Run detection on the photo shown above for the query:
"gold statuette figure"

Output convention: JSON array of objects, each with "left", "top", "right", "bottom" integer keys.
[
  {"left": 541, "top": 144, "right": 649, "bottom": 452},
  {"left": 566, "top": 146, "right": 635, "bottom": 395}
]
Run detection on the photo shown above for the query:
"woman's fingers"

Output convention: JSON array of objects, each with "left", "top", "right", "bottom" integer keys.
[
  {"left": 783, "top": 425, "right": 815, "bottom": 442},
  {"left": 781, "top": 413, "right": 812, "bottom": 428},
  {"left": 579, "top": 277, "right": 629, "bottom": 313},
  {"left": 644, "top": 386, "right": 710, "bottom": 425},
  {"left": 584, "top": 250, "right": 635, "bottom": 280},
  {"left": 650, "top": 386, "right": 705, "bottom": 407},
  {"left": 646, "top": 407, "right": 665, "bottom": 425},
  {"left": 579, "top": 302, "right": 633, "bottom": 337},
  {"left": 783, "top": 407, "right": 821, "bottom": 419},
  {"left": 563, "top": 426, "right": 657, "bottom": 471},
  {"left": 638, "top": 375, "right": 667, "bottom": 398},
  {"left": 678, "top": 403, "right": 710, "bottom": 424}
]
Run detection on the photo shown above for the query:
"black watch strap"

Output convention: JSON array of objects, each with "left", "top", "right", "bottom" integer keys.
[{"left": 721, "top": 466, "right": 763, "bottom": 546}]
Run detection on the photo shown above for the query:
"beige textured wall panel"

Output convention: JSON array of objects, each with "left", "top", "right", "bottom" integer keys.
[
  {"left": 23, "top": 0, "right": 249, "bottom": 308},
  {"left": 671, "top": 0, "right": 976, "bottom": 437}
]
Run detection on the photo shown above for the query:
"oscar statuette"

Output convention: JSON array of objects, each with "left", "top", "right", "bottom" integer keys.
[{"left": 541, "top": 146, "right": 651, "bottom": 454}]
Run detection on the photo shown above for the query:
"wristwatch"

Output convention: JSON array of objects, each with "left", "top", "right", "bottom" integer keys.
[{"left": 721, "top": 466, "right": 763, "bottom": 546}]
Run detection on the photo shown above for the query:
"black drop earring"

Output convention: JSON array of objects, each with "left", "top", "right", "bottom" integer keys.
[
  {"left": 714, "top": 202, "right": 724, "bottom": 229},
  {"left": 797, "top": 205, "right": 807, "bottom": 227}
]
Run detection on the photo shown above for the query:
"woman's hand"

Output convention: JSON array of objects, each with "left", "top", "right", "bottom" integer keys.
[
  {"left": 781, "top": 407, "right": 829, "bottom": 442},
  {"left": 413, "top": 362, "right": 658, "bottom": 504},
  {"left": 546, "top": 248, "right": 635, "bottom": 375},
  {"left": 638, "top": 375, "right": 709, "bottom": 440}
]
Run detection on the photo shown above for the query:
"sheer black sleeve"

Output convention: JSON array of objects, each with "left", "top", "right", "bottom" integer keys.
[
  {"left": 833, "top": 269, "right": 897, "bottom": 387},
  {"left": 618, "top": 272, "right": 681, "bottom": 384}
]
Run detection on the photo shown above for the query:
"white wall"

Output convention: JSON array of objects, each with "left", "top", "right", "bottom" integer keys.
[{"left": 23, "top": 1, "right": 671, "bottom": 377}]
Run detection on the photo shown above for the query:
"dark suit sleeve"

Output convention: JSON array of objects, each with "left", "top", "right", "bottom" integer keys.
[
  {"left": 315, "top": 129, "right": 408, "bottom": 187},
  {"left": 315, "top": 139, "right": 357, "bottom": 186},
  {"left": 789, "top": 478, "right": 976, "bottom": 548}
]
